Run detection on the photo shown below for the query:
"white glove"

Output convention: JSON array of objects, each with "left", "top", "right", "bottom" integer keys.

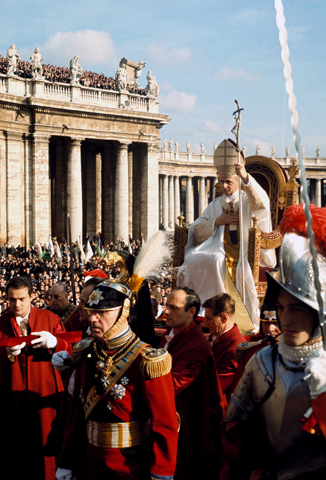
[
  {"left": 6, "top": 342, "right": 26, "bottom": 357},
  {"left": 55, "top": 468, "right": 72, "bottom": 480},
  {"left": 30, "top": 331, "right": 58, "bottom": 350},
  {"left": 52, "top": 350, "right": 71, "bottom": 371},
  {"left": 304, "top": 348, "right": 326, "bottom": 400}
]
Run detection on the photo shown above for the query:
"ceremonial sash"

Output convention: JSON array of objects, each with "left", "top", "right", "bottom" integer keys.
[{"left": 84, "top": 340, "right": 147, "bottom": 420}]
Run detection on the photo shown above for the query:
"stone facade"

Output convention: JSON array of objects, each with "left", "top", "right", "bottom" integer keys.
[{"left": 0, "top": 72, "right": 168, "bottom": 246}]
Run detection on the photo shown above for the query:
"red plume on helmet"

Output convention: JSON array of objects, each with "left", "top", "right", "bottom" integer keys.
[
  {"left": 279, "top": 204, "right": 326, "bottom": 254},
  {"left": 84, "top": 269, "right": 108, "bottom": 280}
]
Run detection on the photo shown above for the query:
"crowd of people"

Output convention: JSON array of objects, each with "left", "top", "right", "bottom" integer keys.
[
  {"left": 0, "top": 54, "right": 147, "bottom": 95},
  {"left": 0, "top": 237, "right": 173, "bottom": 315}
]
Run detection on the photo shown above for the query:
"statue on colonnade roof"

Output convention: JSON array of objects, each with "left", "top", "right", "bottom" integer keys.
[
  {"left": 6, "top": 45, "right": 20, "bottom": 76},
  {"left": 146, "top": 70, "right": 160, "bottom": 98},
  {"left": 70, "top": 55, "right": 83, "bottom": 85},
  {"left": 115, "top": 62, "right": 128, "bottom": 91},
  {"left": 30, "top": 47, "right": 44, "bottom": 80},
  {"left": 119, "top": 58, "right": 147, "bottom": 87}
]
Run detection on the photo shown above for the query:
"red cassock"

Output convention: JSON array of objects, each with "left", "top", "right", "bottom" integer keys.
[
  {"left": 63, "top": 310, "right": 83, "bottom": 332},
  {"left": 211, "top": 324, "right": 246, "bottom": 398},
  {"left": 59, "top": 342, "right": 179, "bottom": 480},
  {"left": 161, "top": 320, "right": 225, "bottom": 480},
  {"left": 0, "top": 307, "right": 71, "bottom": 480}
]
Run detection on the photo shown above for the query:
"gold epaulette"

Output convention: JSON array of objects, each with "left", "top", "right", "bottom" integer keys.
[
  {"left": 71, "top": 338, "right": 93, "bottom": 364},
  {"left": 235, "top": 339, "right": 265, "bottom": 363},
  {"left": 140, "top": 347, "right": 172, "bottom": 379}
]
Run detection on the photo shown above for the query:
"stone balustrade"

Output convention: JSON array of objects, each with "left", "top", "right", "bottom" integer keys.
[{"left": 0, "top": 73, "right": 159, "bottom": 113}]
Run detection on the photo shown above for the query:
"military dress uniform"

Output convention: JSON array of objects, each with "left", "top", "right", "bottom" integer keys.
[{"left": 58, "top": 282, "right": 178, "bottom": 480}]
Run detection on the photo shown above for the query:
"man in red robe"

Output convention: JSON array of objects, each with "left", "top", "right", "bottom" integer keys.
[
  {"left": 0, "top": 276, "right": 71, "bottom": 480},
  {"left": 202, "top": 293, "right": 246, "bottom": 400},
  {"left": 162, "top": 287, "right": 225, "bottom": 480}
]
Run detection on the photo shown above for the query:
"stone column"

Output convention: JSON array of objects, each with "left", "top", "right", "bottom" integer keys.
[
  {"left": 102, "top": 144, "right": 112, "bottom": 244},
  {"left": 32, "top": 133, "right": 51, "bottom": 244},
  {"left": 132, "top": 146, "right": 141, "bottom": 240},
  {"left": 23, "top": 135, "right": 33, "bottom": 249},
  {"left": 85, "top": 146, "right": 96, "bottom": 238},
  {"left": 162, "top": 174, "right": 169, "bottom": 230},
  {"left": 67, "top": 138, "right": 83, "bottom": 243},
  {"left": 54, "top": 140, "right": 63, "bottom": 242},
  {"left": 128, "top": 149, "right": 133, "bottom": 236},
  {"left": 140, "top": 143, "right": 159, "bottom": 238},
  {"left": 95, "top": 152, "right": 102, "bottom": 236},
  {"left": 186, "top": 176, "right": 194, "bottom": 225},
  {"left": 6, "top": 132, "right": 25, "bottom": 245},
  {"left": 0, "top": 132, "right": 7, "bottom": 245},
  {"left": 174, "top": 176, "right": 180, "bottom": 223},
  {"left": 199, "top": 177, "right": 206, "bottom": 215},
  {"left": 309, "top": 179, "right": 313, "bottom": 203},
  {"left": 315, "top": 179, "right": 322, "bottom": 207},
  {"left": 61, "top": 142, "right": 68, "bottom": 242},
  {"left": 159, "top": 175, "right": 163, "bottom": 225},
  {"left": 115, "top": 142, "right": 129, "bottom": 242},
  {"left": 168, "top": 175, "right": 175, "bottom": 228}
]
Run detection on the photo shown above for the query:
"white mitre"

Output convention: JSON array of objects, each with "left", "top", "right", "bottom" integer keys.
[{"left": 213, "top": 138, "right": 245, "bottom": 178}]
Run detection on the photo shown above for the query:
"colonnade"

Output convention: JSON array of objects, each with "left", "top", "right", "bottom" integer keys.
[
  {"left": 51, "top": 138, "right": 159, "bottom": 245},
  {"left": 0, "top": 132, "right": 160, "bottom": 246},
  {"left": 158, "top": 174, "right": 218, "bottom": 228}
]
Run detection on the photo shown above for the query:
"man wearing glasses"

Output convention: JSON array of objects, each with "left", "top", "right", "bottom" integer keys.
[{"left": 48, "top": 282, "right": 81, "bottom": 331}]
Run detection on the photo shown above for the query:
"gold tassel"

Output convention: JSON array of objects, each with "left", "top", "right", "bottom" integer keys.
[
  {"left": 140, "top": 348, "right": 172, "bottom": 379},
  {"left": 260, "top": 228, "right": 283, "bottom": 249}
]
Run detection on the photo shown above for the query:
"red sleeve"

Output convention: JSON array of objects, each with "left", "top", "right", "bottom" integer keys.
[
  {"left": 311, "top": 392, "right": 326, "bottom": 438},
  {"left": 142, "top": 372, "right": 179, "bottom": 478},
  {"left": 217, "top": 355, "right": 238, "bottom": 394},
  {"left": 171, "top": 359, "right": 203, "bottom": 395},
  {"left": 52, "top": 318, "right": 72, "bottom": 355}
]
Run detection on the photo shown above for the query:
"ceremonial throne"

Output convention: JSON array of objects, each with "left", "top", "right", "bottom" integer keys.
[{"left": 173, "top": 155, "right": 299, "bottom": 303}]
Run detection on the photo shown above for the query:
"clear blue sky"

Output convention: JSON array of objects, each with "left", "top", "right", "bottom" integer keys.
[{"left": 1, "top": 0, "right": 325, "bottom": 156}]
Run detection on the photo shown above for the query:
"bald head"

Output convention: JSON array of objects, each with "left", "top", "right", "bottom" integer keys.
[{"left": 50, "top": 282, "right": 69, "bottom": 312}]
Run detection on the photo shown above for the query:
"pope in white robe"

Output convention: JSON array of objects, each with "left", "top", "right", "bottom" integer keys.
[{"left": 177, "top": 157, "right": 276, "bottom": 331}]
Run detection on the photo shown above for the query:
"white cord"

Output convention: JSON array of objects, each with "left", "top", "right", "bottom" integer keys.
[{"left": 274, "top": 0, "right": 325, "bottom": 333}]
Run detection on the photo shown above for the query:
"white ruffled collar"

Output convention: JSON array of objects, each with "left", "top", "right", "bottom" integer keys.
[{"left": 278, "top": 334, "right": 323, "bottom": 364}]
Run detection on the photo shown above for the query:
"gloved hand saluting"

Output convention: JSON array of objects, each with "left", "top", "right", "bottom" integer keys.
[
  {"left": 31, "top": 331, "right": 57, "bottom": 350},
  {"left": 52, "top": 350, "right": 71, "bottom": 371},
  {"left": 304, "top": 348, "right": 326, "bottom": 400}
]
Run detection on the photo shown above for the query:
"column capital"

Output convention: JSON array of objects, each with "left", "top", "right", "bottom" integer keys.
[
  {"left": 32, "top": 133, "right": 51, "bottom": 144},
  {"left": 5, "top": 131, "right": 24, "bottom": 142},
  {"left": 70, "top": 137, "right": 85, "bottom": 147},
  {"left": 147, "top": 143, "right": 160, "bottom": 152},
  {"left": 118, "top": 141, "right": 131, "bottom": 149}
]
